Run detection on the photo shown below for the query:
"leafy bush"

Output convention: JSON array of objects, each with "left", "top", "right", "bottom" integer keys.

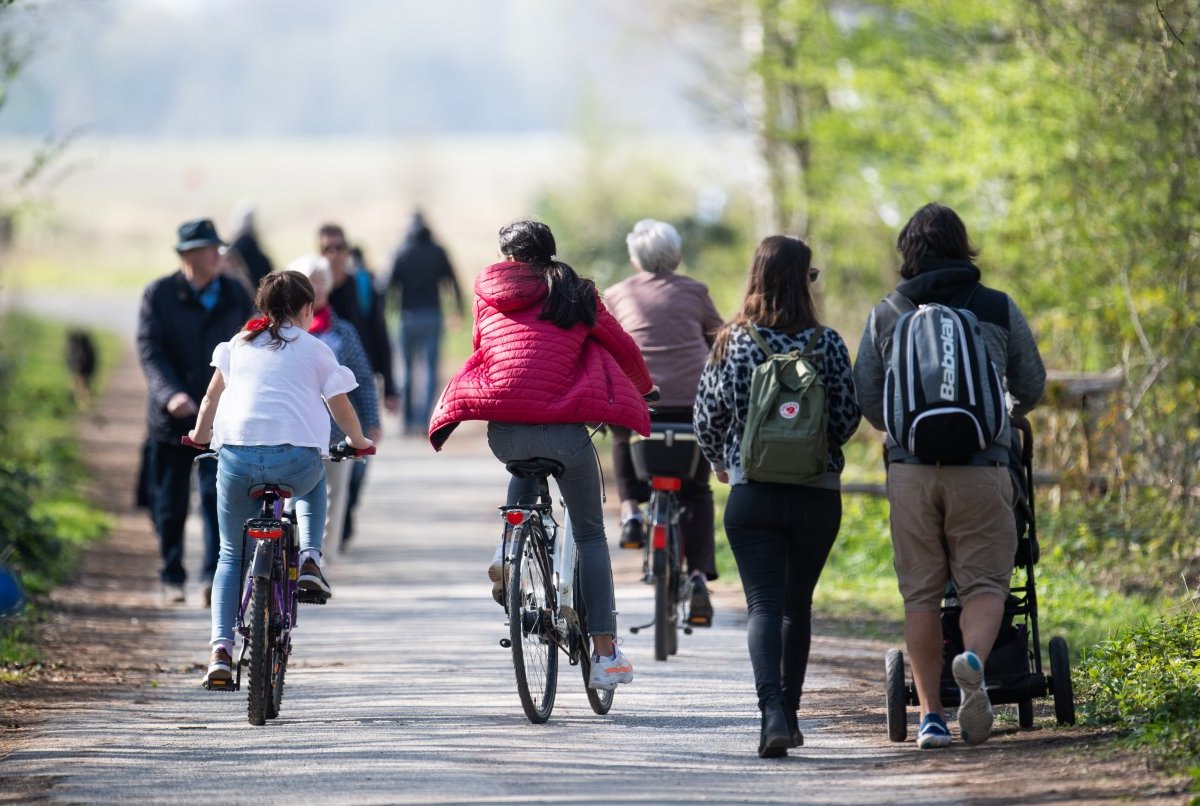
[
  {"left": 0, "top": 314, "right": 115, "bottom": 663},
  {"left": 1075, "top": 605, "right": 1200, "bottom": 788}
]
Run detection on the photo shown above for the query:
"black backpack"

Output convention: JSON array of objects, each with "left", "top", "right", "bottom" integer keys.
[{"left": 880, "top": 289, "right": 1007, "bottom": 462}]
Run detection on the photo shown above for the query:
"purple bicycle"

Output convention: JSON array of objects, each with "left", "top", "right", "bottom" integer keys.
[{"left": 186, "top": 437, "right": 374, "bottom": 725}]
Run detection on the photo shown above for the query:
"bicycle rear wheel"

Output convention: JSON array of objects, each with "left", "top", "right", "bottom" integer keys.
[
  {"left": 509, "top": 523, "right": 558, "bottom": 723},
  {"left": 576, "top": 561, "right": 614, "bottom": 715},
  {"left": 246, "top": 574, "right": 273, "bottom": 726},
  {"left": 651, "top": 493, "right": 677, "bottom": 661}
]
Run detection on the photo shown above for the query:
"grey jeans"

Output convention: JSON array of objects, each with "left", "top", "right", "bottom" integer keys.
[{"left": 487, "top": 422, "right": 615, "bottom": 635}]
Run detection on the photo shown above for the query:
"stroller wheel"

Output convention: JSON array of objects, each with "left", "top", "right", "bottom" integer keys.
[
  {"left": 885, "top": 648, "right": 908, "bottom": 742},
  {"left": 1018, "top": 698, "right": 1034, "bottom": 729},
  {"left": 1050, "top": 636, "right": 1076, "bottom": 725}
]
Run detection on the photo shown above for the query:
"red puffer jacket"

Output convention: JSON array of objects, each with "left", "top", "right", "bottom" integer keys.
[{"left": 429, "top": 261, "right": 654, "bottom": 450}]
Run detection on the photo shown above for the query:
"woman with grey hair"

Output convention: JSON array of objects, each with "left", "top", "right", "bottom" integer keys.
[
  {"left": 287, "top": 254, "right": 381, "bottom": 553},
  {"left": 605, "top": 218, "right": 724, "bottom": 626}
]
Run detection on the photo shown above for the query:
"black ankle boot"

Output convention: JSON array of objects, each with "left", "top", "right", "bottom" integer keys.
[
  {"left": 784, "top": 707, "right": 804, "bottom": 748},
  {"left": 759, "top": 701, "right": 790, "bottom": 758}
]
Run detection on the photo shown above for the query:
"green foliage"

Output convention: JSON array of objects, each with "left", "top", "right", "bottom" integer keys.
[
  {"left": 0, "top": 314, "right": 115, "bottom": 664},
  {"left": 533, "top": 138, "right": 756, "bottom": 316},
  {"left": 1075, "top": 606, "right": 1200, "bottom": 785}
]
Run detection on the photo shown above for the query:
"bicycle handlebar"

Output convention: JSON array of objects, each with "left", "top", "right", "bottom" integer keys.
[
  {"left": 329, "top": 441, "right": 377, "bottom": 461},
  {"left": 181, "top": 436, "right": 376, "bottom": 461}
]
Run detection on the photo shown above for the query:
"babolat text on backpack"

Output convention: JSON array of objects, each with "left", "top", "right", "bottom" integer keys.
[
  {"left": 882, "top": 292, "right": 1006, "bottom": 462},
  {"left": 740, "top": 326, "right": 828, "bottom": 484}
]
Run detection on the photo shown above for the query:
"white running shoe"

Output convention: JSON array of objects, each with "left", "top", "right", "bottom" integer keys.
[
  {"left": 587, "top": 648, "right": 634, "bottom": 690},
  {"left": 953, "top": 650, "right": 994, "bottom": 745}
]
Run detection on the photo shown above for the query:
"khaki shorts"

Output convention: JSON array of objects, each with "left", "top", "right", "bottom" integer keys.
[{"left": 887, "top": 463, "right": 1017, "bottom": 611}]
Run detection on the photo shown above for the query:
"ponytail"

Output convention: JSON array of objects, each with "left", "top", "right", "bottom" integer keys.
[{"left": 247, "top": 270, "right": 315, "bottom": 349}]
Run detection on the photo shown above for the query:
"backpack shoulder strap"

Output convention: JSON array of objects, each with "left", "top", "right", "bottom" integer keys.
[
  {"left": 746, "top": 325, "right": 774, "bottom": 358},
  {"left": 800, "top": 325, "right": 827, "bottom": 358}
]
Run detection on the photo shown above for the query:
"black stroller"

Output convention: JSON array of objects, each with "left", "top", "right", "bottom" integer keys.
[{"left": 884, "top": 417, "right": 1075, "bottom": 741}]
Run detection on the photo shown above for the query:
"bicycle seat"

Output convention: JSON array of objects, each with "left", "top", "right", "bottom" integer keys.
[
  {"left": 247, "top": 483, "right": 294, "bottom": 500},
  {"left": 505, "top": 458, "right": 564, "bottom": 479}
]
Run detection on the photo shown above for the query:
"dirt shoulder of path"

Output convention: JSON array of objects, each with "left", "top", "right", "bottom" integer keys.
[{"left": 0, "top": 352, "right": 1191, "bottom": 804}]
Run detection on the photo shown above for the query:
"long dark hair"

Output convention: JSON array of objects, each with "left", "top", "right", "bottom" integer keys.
[
  {"left": 711, "top": 235, "right": 819, "bottom": 362},
  {"left": 498, "top": 220, "right": 597, "bottom": 329},
  {"left": 248, "top": 270, "right": 314, "bottom": 349},
  {"left": 897, "top": 203, "right": 979, "bottom": 279}
]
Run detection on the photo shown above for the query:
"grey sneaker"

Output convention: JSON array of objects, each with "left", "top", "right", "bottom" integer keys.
[{"left": 953, "top": 650, "right": 993, "bottom": 745}]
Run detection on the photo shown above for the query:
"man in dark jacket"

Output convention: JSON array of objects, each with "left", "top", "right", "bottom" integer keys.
[
  {"left": 386, "top": 211, "right": 463, "bottom": 435},
  {"left": 138, "top": 218, "right": 253, "bottom": 605},
  {"left": 854, "top": 203, "right": 1045, "bottom": 750}
]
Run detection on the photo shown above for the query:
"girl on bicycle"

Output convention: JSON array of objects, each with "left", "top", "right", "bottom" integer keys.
[
  {"left": 693, "top": 236, "right": 860, "bottom": 757},
  {"left": 188, "top": 270, "right": 373, "bottom": 687},
  {"left": 429, "top": 220, "right": 655, "bottom": 690}
]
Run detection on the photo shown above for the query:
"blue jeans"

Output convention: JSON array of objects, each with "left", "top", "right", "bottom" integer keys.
[
  {"left": 486, "top": 422, "right": 615, "bottom": 635},
  {"left": 399, "top": 308, "right": 443, "bottom": 431},
  {"left": 210, "top": 444, "right": 326, "bottom": 647}
]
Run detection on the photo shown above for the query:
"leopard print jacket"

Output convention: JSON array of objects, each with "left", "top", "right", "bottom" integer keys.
[{"left": 692, "top": 324, "right": 861, "bottom": 487}]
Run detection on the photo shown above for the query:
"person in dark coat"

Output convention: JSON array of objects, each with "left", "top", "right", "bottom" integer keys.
[
  {"left": 137, "top": 218, "right": 254, "bottom": 605},
  {"left": 225, "top": 202, "right": 274, "bottom": 289},
  {"left": 386, "top": 211, "right": 463, "bottom": 435}
]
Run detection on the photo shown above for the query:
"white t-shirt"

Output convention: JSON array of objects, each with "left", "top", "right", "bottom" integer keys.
[{"left": 210, "top": 324, "right": 358, "bottom": 455}]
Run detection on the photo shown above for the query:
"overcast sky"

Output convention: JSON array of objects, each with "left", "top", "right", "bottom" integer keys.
[{"left": 0, "top": 0, "right": 724, "bottom": 138}]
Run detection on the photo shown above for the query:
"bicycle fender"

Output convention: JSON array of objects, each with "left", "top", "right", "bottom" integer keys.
[{"left": 249, "top": 540, "right": 274, "bottom": 580}]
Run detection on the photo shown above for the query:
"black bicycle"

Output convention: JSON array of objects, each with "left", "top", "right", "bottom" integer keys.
[
  {"left": 496, "top": 458, "right": 614, "bottom": 724},
  {"left": 627, "top": 422, "right": 704, "bottom": 661},
  {"left": 187, "top": 437, "right": 374, "bottom": 725}
]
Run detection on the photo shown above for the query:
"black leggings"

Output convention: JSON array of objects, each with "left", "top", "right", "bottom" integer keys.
[{"left": 725, "top": 482, "right": 841, "bottom": 711}]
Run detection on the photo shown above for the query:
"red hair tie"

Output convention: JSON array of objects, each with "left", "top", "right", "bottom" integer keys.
[{"left": 244, "top": 316, "right": 270, "bottom": 333}]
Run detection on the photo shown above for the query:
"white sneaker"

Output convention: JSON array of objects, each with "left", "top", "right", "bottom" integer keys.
[
  {"left": 953, "top": 650, "right": 994, "bottom": 745},
  {"left": 488, "top": 544, "right": 505, "bottom": 605},
  {"left": 587, "top": 648, "right": 634, "bottom": 690}
]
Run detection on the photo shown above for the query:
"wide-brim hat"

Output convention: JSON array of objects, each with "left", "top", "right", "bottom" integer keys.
[{"left": 176, "top": 218, "right": 225, "bottom": 252}]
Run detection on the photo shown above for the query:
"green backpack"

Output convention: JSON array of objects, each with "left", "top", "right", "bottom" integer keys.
[{"left": 740, "top": 326, "right": 829, "bottom": 485}]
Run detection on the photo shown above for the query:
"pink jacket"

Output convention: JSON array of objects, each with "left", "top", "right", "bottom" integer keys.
[{"left": 429, "top": 261, "right": 654, "bottom": 450}]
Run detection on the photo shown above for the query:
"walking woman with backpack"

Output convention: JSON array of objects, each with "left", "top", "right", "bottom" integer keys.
[{"left": 693, "top": 235, "right": 860, "bottom": 757}]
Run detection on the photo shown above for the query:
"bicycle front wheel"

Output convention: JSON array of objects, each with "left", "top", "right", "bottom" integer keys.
[
  {"left": 246, "top": 575, "right": 273, "bottom": 726},
  {"left": 509, "top": 523, "right": 558, "bottom": 723}
]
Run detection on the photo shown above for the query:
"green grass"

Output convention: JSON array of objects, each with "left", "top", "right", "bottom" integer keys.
[
  {"left": 1074, "top": 604, "right": 1200, "bottom": 794},
  {"left": 0, "top": 314, "right": 120, "bottom": 664}
]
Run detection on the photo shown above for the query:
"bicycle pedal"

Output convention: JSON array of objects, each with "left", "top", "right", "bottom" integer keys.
[
  {"left": 297, "top": 591, "right": 329, "bottom": 605},
  {"left": 202, "top": 679, "right": 238, "bottom": 692}
]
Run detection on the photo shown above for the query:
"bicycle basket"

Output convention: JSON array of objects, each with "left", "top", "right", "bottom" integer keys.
[{"left": 630, "top": 425, "right": 700, "bottom": 480}]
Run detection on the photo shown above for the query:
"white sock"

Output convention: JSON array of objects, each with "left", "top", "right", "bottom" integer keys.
[
  {"left": 211, "top": 640, "right": 233, "bottom": 658},
  {"left": 300, "top": 549, "right": 321, "bottom": 566}
]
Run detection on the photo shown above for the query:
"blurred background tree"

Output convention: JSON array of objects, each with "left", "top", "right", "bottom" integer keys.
[{"left": 671, "top": 0, "right": 1197, "bottom": 496}]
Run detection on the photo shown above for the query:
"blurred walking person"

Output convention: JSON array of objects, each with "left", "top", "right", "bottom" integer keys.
[
  {"left": 225, "top": 200, "right": 274, "bottom": 290},
  {"left": 289, "top": 254, "right": 381, "bottom": 552},
  {"left": 318, "top": 222, "right": 396, "bottom": 545},
  {"left": 386, "top": 211, "right": 464, "bottom": 435},
  {"left": 137, "top": 218, "right": 253, "bottom": 605}
]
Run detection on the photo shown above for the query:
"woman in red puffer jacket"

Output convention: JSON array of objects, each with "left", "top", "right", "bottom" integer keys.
[{"left": 429, "top": 220, "right": 655, "bottom": 691}]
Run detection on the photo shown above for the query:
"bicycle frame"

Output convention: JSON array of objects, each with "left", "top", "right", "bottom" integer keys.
[{"left": 231, "top": 491, "right": 299, "bottom": 691}]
